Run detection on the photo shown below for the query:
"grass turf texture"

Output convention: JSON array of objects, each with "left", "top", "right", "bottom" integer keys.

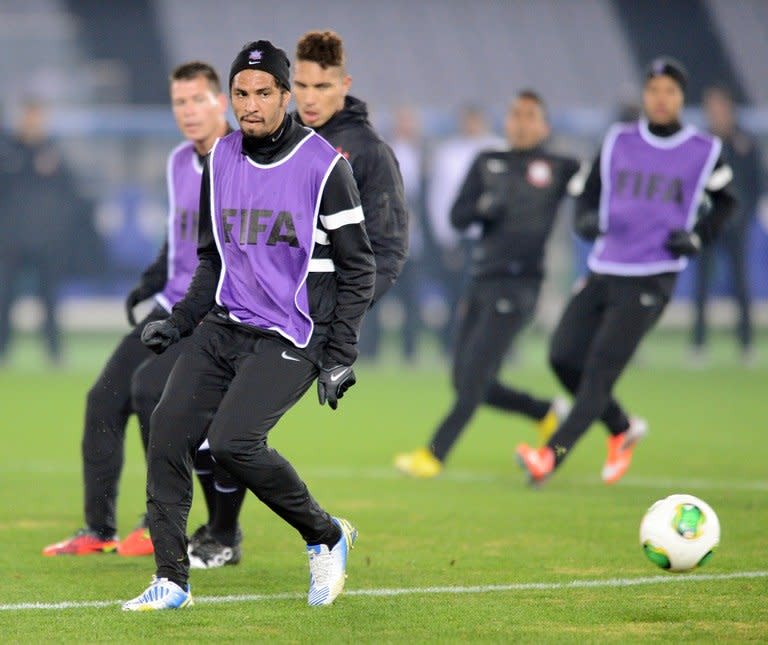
[{"left": 0, "top": 330, "right": 766, "bottom": 642}]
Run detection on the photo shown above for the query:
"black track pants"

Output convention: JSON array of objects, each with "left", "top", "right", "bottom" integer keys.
[
  {"left": 146, "top": 318, "right": 335, "bottom": 586},
  {"left": 82, "top": 307, "right": 167, "bottom": 537},
  {"left": 429, "top": 278, "right": 551, "bottom": 461},
  {"left": 546, "top": 272, "right": 675, "bottom": 463}
]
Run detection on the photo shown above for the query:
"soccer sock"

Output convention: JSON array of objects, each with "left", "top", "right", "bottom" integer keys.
[
  {"left": 193, "top": 446, "right": 218, "bottom": 526},
  {"left": 485, "top": 382, "right": 550, "bottom": 420},
  {"left": 195, "top": 471, "right": 217, "bottom": 526},
  {"left": 601, "top": 405, "right": 631, "bottom": 436},
  {"left": 210, "top": 485, "right": 247, "bottom": 547}
]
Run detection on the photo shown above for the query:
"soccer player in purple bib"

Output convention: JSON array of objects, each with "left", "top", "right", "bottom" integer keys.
[
  {"left": 186, "top": 29, "right": 408, "bottom": 570},
  {"left": 43, "top": 62, "right": 229, "bottom": 558},
  {"left": 122, "top": 40, "right": 375, "bottom": 610},
  {"left": 516, "top": 57, "right": 736, "bottom": 485}
]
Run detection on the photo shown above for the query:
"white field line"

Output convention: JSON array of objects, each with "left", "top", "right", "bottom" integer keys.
[
  {"left": 305, "top": 467, "right": 768, "bottom": 491},
  {"left": 1, "top": 571, "right": 766, "bottom": 612},
  {"left": 4, "top": 463, "right": 768, "bottom": 490}
]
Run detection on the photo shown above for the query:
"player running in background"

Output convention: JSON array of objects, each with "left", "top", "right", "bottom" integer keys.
[
  {"left": 394, "top": 91, "right": 580, "bottom": 478},
  {"left": 516, "top": 58, "right": 736, "bottom": 485},
  {"left": 42, "top": 62, "right": 229, "bottom": 557},
  {"left": 186, "top": 29, "right": 408, "bottom": 569},
  {"left": 122, "top": 39, "right": 374, "bottom": 610}
]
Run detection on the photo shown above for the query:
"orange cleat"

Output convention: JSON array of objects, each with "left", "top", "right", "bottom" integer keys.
[
  {"left": 117, "top": 526, "right": 154, "bottom": 557},
  {"left": 42, "top": 529, "right": 118, "bottom": 556},
  {"left": 515, "top": 443, "right": 555, "bottom": 483},
  {"left": 602, "top": 417, "right": 648, "bottom": 484}
]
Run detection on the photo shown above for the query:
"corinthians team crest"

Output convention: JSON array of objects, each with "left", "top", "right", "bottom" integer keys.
[{"left": 526, "top": 160, "right": 553, "bottom": 188}]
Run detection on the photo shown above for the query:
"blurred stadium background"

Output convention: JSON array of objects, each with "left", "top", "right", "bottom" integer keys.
[{"left": 1, "top": 0, "right": 767, "bottom": 355}]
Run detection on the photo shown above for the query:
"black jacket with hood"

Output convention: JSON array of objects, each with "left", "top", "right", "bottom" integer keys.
[{"left": 296, "top": 95, "right": 408, "bottom": 302}]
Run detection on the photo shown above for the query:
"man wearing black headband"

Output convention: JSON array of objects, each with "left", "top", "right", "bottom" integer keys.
[
  {"left": 516, "top": 56, "right": 736, "bottom": 485},
  {"left": 123, "top": 39, "right": 375, "bottom": 610},
  {"left": 186, "top": 30, "right": 409, "bottom": 570}
]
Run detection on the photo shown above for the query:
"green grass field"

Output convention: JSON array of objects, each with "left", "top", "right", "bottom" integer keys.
[{"left": 1, "top": 330, "right": 767, "bottom": 642}]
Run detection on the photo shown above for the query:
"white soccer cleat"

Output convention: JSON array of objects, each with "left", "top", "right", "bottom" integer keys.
[
  {"left": 306, "top": 517, "right": 357, "bottom": 606},
  {"left": 121, "top": 576, "right": 193, "bottom": 611}
]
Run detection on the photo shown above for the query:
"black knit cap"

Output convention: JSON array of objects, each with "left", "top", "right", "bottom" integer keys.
[
  {"left": 645, "top": 56, "right": 688, "bottom": 93},
  {"left": 229, "top": 40, "right": 290, "bottom": 91}
]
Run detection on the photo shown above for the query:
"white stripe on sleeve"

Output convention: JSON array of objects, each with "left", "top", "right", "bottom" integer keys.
[
  {"left": 319, "top": 205, "right": 364, "bottom": 231},
  {"left": 308, "top": 258, "right": 335, "bottom": 272}
]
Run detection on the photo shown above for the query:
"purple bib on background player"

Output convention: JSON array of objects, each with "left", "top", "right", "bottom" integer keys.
[
  {"left": 156, "top": 141, "right": 203, "bottom": 311},
  {"left": 589, "top": 121, "right": 721, "bottom": 276},
  {"left": 209, "top": 129, "right": 340, "bottom": 346}
]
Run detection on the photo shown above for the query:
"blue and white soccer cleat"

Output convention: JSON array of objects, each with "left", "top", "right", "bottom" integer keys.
[
  {"left": 121, "top": 576, "right": 193, "bottom": 611},
  {"left": 306, "top": 517, "right": 357, "bottom": 606}
]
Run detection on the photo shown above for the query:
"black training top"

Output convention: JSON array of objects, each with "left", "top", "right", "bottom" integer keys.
[
  {"left": 296, "top": 96, "right": 408, "bottom": 301},
  {"left": 451, "top": 146, "right": 580, "bottom": 279}
]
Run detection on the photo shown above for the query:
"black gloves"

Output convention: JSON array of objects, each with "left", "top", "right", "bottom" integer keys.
[
  {"left": 125, "top": 286, "right": 153, "bottom": 327},
  {"left": 664, "top": 229, "right": 701, "bottom": 257},
  {"left": 317, "top": 364, "right": 356, "bottom": 410},
  {"left": 141, "top": 319, "right": 180, "bottom": 354}
]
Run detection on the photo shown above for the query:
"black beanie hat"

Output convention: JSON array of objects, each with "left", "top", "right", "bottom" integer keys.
[
  {"left": 645, "top": 56, "right": 688, "bottom": 93},
  {"left": 229, "top": 40, "right": 290, "bottom": 91}
]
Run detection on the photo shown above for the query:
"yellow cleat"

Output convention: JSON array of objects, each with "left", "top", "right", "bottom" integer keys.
[
  {"left": 536, "top": 397, "right": 571, "bottom": 446},
  {"left": 394, "top": 448, "right": 443, "bottom": 478}
]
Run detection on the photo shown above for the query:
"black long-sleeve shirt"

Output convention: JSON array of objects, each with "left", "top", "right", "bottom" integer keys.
[
  {"left": 574, "top": 121, "right": 737, "bottom": 244},
  {"left": 296, "top": 96, "right": 408, "bottom": 301},
  {"left": 450, "top": 146, "right": 580, "bottom": 279},
  {"left": 168, "top": 115, "right": 375, "bottom": 366}
]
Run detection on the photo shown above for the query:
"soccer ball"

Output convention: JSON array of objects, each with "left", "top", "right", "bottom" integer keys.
[{"left": 639, "top": 494, "right": 720, "bottom": 572}]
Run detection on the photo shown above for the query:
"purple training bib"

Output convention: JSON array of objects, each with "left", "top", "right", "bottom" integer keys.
[
  {"left": 156, "top": 141, "right": 203, "bottom": 311},
  {"left": 209, "top": 129, "right": 340, "bottom": 346},
  {"left": 589, "top": 121, "right": 721, "bottom": 276}
]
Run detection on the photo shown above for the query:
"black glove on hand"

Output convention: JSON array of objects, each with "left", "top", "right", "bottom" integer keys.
[
  {"left": 141, "top": 319, "right": 180, "bottom": 354},
  {"left": 317, "top": 365, "right": 356, "bottom": 410},
  {"left": 125, "top": 287, "right": 151, "bottom": 327},
  {"left": 664, "top": 229, "right": 701, "bottom": 257}
]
